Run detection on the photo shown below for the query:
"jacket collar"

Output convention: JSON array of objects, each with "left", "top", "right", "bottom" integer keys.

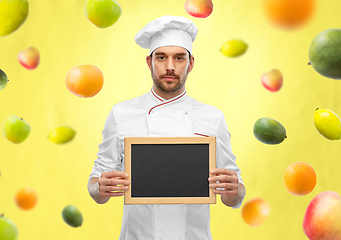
[{"left": 147, "top": 88, "right": 188, "bottom": 114}]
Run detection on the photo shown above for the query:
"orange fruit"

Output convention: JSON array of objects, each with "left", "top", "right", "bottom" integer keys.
[
  {"left": 65, "top": 65, "right": 104, "bottom": 98},
  {"left": 15, "top": 187, "right": 38, "bottom": 210},
  {"left": 284, "top": 161, "right": 317, "bottom": 196},
  {"left": 242, "top": 198, "right": 270, "bottom": 226},
  {"left": 264, "top": 0, "right": 315, "bottom": 29}
]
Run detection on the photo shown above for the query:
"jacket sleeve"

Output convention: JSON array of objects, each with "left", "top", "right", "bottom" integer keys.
[
  {"left": 216, "top": 111, "right": 245, "bottom": 209},
  {"left": 89, "top": 105, "right": 123, "bottom": 180}
]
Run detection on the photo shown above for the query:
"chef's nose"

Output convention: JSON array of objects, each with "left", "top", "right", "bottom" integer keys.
[{"left": 166, "top": 59, "right": 175, "bottom": 72}]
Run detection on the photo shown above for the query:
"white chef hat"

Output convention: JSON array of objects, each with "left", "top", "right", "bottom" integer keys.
[{"left": 135, "top": 15, "right": 198, "bottom": 55}]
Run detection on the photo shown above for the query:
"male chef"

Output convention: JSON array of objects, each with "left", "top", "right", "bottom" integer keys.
[{"left": 87, "top": 15, "right": 246, "bottom": 240}]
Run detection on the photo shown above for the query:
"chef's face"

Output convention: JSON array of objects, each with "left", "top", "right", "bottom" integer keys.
[{"left": 146, "top": 46, "right": 194, "bottom": 98}]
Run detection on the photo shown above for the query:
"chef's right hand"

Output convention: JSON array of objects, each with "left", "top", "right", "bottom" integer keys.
[{"left": 99, "top": 171, "right": 130, "bottom": 198}]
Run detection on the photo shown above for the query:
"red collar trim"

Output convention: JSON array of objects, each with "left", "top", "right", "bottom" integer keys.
[
  {"left": 148, "top": 91, "right": 187, "bottom": 114},
  {"left": 151, "top": 88, "right": 164, "bottom": 102}
]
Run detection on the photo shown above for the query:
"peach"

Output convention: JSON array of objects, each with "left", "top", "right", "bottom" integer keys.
[
  {"left": 303, "top": 191, "right": 341, "bottom": 240},
  {"left": 261, "top": 68, "right": 283, "bottom": 92},
  {"left": 184, "top": 0, "right": 213, "bottom": 18},
  {"left": 18, "top": 46, "right": 40, "bottom": 70}
]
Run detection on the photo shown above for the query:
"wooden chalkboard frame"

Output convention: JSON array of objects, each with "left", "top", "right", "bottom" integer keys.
[{"left": 124, "top": 137, "right": 216, "bottom": 205}]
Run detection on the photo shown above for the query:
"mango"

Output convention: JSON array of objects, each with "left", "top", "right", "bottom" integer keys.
[{"left": 309, "top": 29, "right": 341, "bottom": 79}]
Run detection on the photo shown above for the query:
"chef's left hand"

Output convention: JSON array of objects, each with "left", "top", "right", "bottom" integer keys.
[{"left": 208, "top": 168, "right": 239, "bottom": 195}]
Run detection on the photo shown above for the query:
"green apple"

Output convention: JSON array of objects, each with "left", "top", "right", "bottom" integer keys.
[
  {"left": 0, "top": 0, "right": 28, "bottom": 36},
  {"left": 0, "top": 69, "right": 9, "bottom": 90},
  {"left": 0, "top": 214, "right": 18, "bottom": 240},
  {"left": 3, "top": 115, "right": 31, "bottom": 144},
  {"left": 84, "top": 0, "right": 122, "bottom": 28},
  {"left": 48, "top": 126, "right": 76, "bottom": 144}
]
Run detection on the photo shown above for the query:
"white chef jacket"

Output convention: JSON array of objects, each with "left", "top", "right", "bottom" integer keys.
[{"left": 89, "top": 88, "right": 245, "bottom": 240}]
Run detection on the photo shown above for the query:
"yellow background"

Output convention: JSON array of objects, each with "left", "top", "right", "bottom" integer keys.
[{"left": 0, "top": 0, "right": 340, "bottom": 239}]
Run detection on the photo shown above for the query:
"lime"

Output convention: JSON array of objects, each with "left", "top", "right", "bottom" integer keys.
[
  {"left": 253, "top": 117, "right": 286, "bottom": 144},
  {"left": 314, "top": 108, "right": 341, "bottom": 140},
  {"left": 220, "top": 39, "right": 248, "bottom": 58}
]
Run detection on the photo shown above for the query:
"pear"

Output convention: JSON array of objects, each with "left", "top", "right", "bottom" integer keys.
[{"left": 185, "top": 0, "right": 213, "bottom": 18}]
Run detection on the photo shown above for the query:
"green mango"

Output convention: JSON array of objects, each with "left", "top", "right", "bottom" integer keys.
[
  {"left": 253, "top": 117, "right": 287, "bottom": 145},
  {"left": 309, "top": 29, "right": 341, "bottom": 79},
  {"left": 0, "top": 69, "right": 8, "bottom": 90},
  {"left": 62, "top": 205, "right": 83, "bottom": 228}
]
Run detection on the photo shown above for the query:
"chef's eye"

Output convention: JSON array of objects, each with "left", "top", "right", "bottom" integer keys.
[
  {"left": 157, "top": 56, "right": 165, "bottom": 60},
  {"left": 176, "top": 57, "right": 184, "bottom": 60}
]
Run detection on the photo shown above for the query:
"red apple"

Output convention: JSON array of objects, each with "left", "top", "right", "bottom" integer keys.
[
  {"left": 303, "top": 191, "right": 341, "bottom": 240},
  {"left": 184, "top": 0, "right": 213, "bottom": 18},
  {"left": 261, "top": 68, "right": 283, "bottom": 92},
  {"left": 18, "top": 46, "right": 40, "bottom": 70}
]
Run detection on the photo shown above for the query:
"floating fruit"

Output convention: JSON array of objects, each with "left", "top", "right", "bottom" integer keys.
[
  {"left": 242, "top": 198, "right": 270, "bottom": 227},
  {"left": 0, "top": 214, "right": 18, "bottom": 240},
  {"left": 264, "top": 0, "right": 315, "bottom": 29},
  {"left": 65, "top": 65, "right": 104, "bottom": 98},
  {"left": 184, "top": 0, "right": 213, "bottom": 18},
  {"left": 3, "top": 115, "right": 31, "bottom": 144},
  {"left": 84, "top": 0, "right": 122, "bottom": 28},
  {"left": 261, "top": 68, "right": 283, "bottom": 92},
  {"left": 0, "top": 0, "right": 28, "bottom": 36},
  {"left": 284, "top": 161, "right": 317, "bottom": 196},
  {"left": 0, "top": 69, "right": 9, "bottom": 90},
  {"left": 15, "top": 187, "right": 38, "bottom": 210},
  {"left": 303, "top": 191, "right": 341, "bottom": 240},
  {"left": 220, "top": 39, "right": 248, "bottom": 58},
  {"left": 309, "top": 29, "right": 341, "bottom": 79},
  {"left": 253, "top": 117, "right": 286, "bottom": 144},
  {"left": 314, "top": 108, "right": 341, "bottom": 140},
  {"left": 62, "top": 205, "right": 83, "bottom": 227},
  {"left": 18, "top": 46, "right": 40, "bottom": 70},
  {"left": 48, "top": 126, "right": 76, "bottom": 144}
]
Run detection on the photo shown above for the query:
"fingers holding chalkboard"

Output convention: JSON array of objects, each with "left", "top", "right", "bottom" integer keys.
[
  {"left": 208, "top": 168, "right": 239, "bottom": 195},
  {"left": 99, "top": 171, "right": 130, "bottom": 198}
]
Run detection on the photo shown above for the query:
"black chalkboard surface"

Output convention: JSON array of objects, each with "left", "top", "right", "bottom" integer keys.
[{"left": 124, "top": 137, "right": 216, "bottom": 205}]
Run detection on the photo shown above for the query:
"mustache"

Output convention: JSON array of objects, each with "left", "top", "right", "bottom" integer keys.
[{"left": 160, "top": 73, "right": 180, "bottom": 79}]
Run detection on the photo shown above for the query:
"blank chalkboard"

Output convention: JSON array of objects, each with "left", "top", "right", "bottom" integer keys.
[{"left": 124, "top": 137, "right": 216, "bottom": 204}]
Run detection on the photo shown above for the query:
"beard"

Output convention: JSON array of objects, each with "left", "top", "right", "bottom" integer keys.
[{"left": 151, "top": 67, "right": 189, "bottom": 93}]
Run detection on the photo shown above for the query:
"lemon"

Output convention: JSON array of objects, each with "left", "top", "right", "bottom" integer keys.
[
  {"left": 0, "top": 0, "right": 28, "bottom": 36},
  {"left": 48, "top": 126, "right": 76, "bottom": 144},
  {"left": 220, "top": 39, "right": 248, "bottom": 57},
  {"left": 314, "top": 108, "right": 341, "bottom": 140},
  {"left": 253, "top": 117, "right": 287, "bottom": 144}
]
